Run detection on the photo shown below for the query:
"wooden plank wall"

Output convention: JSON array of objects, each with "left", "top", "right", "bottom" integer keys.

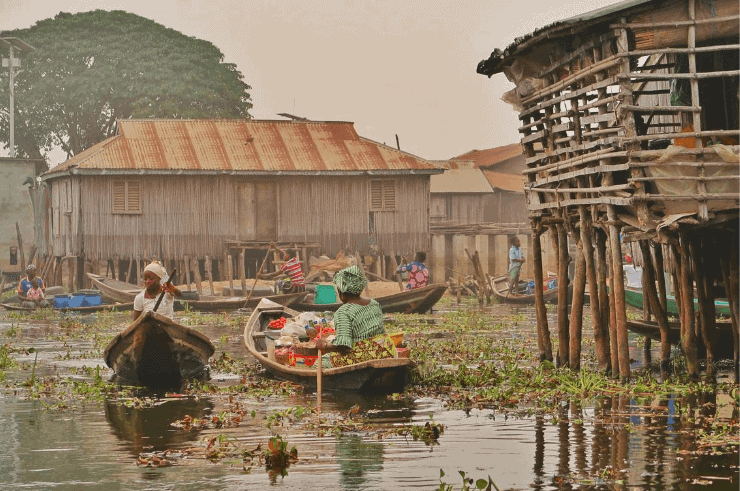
[{"left": 50, "top": 174, "right": 433, "bottom": 260}]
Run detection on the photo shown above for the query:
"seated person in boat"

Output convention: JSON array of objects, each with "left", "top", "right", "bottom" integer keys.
[
  {"left": 17, "top": 264, "right": 49, "bottom": 308},
  {"left": 396, "top": 252, "right": 429, "bottom": 291},
  {"left": 256, "top": 246, "right": 306, "bottom": 293},
  {"left": 133, "top": 261, "right": 182, "bottom": 320},
  {"left": 315, "top": 265, "right": 397, "bottom": 368},
  {"left": 508, "top": 236, "right": 525, "bottom": 295}
]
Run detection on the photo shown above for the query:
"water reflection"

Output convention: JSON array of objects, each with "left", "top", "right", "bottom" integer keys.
[
  {"left": 529, "top": 393, "right": 738, "bottom": 490},
  {"left": 104, "top": 397, "right": 214, "bottom": 456},
  {"left": 336, "top": 435, "right": 384, "bottom": 490}
]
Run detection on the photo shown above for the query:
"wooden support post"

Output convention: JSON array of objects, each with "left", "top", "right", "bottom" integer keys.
[
  {"left": 569, "top": 244, "right": 586, "bottom": 371},
  {"left": 639, "top": 241, "right": 672, "bottom": 370},
  {"left": 239, "top": 251, "right": 246, "bottom": 296},
  {"left": 113, "top": 254, "right": 120, "bottom": 281},
  {"left": 556, "top": 223, "right": 570, "bottom": 367},
  {"left": 676, "top": 237, "right": 700, "bottom": 377},
  {"left": 719, "top": 251, "right": 740, "bottom": 373},
  {"left": 205, "top": 255, "right": 214, "bottom": 295},
  {"left": 183, "top": 255, "right": 191, "bottom": 291},
  {"left": 15, "top": 222, "right": 25, "bottom": 273},
  {"left": 532, "top": 222, "right": 553, "bottom": 363},
  {"left": 605, "top": 213, "right": 629, "bottom": 381},
  {"left": 579, "top": 206, "right": 608, "bottom": 372},
  {"left": 135, "top": 257, "right": 141, "bottom": 286},
  {"left": 192, "top": 258, "right": 203, "bottom": 295},
  {"left": 227, "top": 255, "right": 234, "bottom": 296},
  {"left": 691, "top": 236, "right": 714, "bottom": 373},
  {"left": 28, "top": 245, "right": 36, "bottom": 266},
  {"left": 594, "top": 228, "right": 611, "bottom": 362}
]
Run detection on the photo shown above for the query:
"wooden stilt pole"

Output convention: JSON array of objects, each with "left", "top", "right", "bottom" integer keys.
[
  {"left": 227, "top": 255, "right": 234, "bottom": 296},
  {"left": 579, "top": 205, "right": 608, "bottom": 372},
  {"left": 719, "top": 250, "right": 739, "bottom": 374},
  {"left": 205, "top": 255, "right": 214, "bottom": 295},
  {"left": 594, "top": 228, "right": 611, "bottom": 373},
  {"left": 639, "top": 240, "right": 672, "bottom": 370},
  {"left": 605, "top": 216, "right": 629, "bottom": 382},
  {"left": 569, "top": 244, "right": 586, "bottom": 371},
  {"left": 556, "top": 223, "right": 570, "bottom": 367},
  {"left": 676, "top": 237, "right": 700, "bottom": 378},
  {"left": 532, "top": 221, "right": 553, "bottom": 363},
  {"left": 693, "top": 236, "right": 716, "bottom": 374},
  {"left": 193, "top": 258, "right": 203, "bottom": 295},
  {"left": 239, "top": 251, "right": 247, "bottom": 296}
]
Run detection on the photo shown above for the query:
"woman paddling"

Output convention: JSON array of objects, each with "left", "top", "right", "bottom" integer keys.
[
  {"left": 316, "top": 265, "right": 396, "bottom": 368},
  {"left": 133, "top": 261, "right": 182, "bottom": 320}
]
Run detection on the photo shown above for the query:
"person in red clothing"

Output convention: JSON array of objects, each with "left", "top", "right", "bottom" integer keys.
[{"left": 257, "top": 246, "right": 306, "bottom": 293}]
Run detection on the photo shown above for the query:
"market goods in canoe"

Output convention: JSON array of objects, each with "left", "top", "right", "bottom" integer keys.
[
  {"left": 291, "top": 283, "right": 447, "bottom": 314},
  {"left": 243, "top": 299, "right": 411, "bottom": 392},
  {"left": 104, "top": 310, "right": 214, "bottom": 389}
]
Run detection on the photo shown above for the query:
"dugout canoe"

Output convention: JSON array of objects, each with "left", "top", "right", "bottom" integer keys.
[
  {"left": 86, "top": 272, "right": 306, "bottom": 311},
  {"left": 243, "top": 299, "right": 411, "bottom": 392},
  {"left": 291, "top": 283, "right": 447, "bottom": 314},
  {"left": 104, "top": 310, "right": 214, "bottom": 388},
  {"left": 0, "top": 301, "right": 133, "bottom": 313},
  {"left": 626, "top": 318, "right": 735, "bottom": 359},
  {"left": 624, "top": 287, "right": 732, "bottom": 317},
  {"left": 490, "top": 275, "right": 565, "bottom": 304}
]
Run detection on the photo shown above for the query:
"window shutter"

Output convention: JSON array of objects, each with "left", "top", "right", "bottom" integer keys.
[
  {"left": 382, "top": 181, "right": 395, "bottom": 210},
  {"left": 370, "top": 180, "right": 383, "bottom": 210},
  {"left": 113, "top": 181, "right": 126, "bottom": 212},
  {"left": 127, "top": 181, "right": 141, "bottom": 212}
]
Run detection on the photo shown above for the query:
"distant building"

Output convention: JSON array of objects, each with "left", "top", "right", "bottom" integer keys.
[
  {"left": 0, "top": 157, "right": 47, "bottom": 282},
  {"left": 39, "top": 119, "right": 442, "bottom": 285}
]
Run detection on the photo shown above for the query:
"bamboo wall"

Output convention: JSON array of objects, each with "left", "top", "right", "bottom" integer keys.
[{"left": 47, "top": 174, "right": 431, "bottom": 261}]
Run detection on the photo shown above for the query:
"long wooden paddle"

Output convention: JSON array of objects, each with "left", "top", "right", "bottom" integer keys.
[
  {"left": 243, "top": 243, "right": 275, "bottom": 309},
  {"left": 153, "top": 269, "right": 177, "bottom": 312}
]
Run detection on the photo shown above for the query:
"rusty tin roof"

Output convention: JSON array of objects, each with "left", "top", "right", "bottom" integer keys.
[
  {"left": 482, "top": 170, "right": 525, "bottom": 193},
  {"left": 43, "top": 119, "right": 442, "bottom": 179}
]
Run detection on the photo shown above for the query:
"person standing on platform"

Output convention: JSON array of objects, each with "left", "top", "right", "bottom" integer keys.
[{"left": 508, "top": 237, "right": 525, "bottom": 295}]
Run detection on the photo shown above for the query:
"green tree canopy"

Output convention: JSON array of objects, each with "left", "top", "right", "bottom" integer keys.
[{"left": 0, "top": 10, "right": 252, "bottom": 159}]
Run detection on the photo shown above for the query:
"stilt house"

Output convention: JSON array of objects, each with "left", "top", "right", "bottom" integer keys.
[
  {"left": 477, "top": 0, "right": 739, "bottom": 378},
  {"left": 39, "top": 119, "right": 442, "bottom": 286}
]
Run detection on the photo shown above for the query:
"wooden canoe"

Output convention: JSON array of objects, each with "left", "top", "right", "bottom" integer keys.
[
  {"left": 291, "top": 283, "right": 447, "bottom": 314},
  {"left": 490, "top": 275, "right": 565, "bottom": 304},
  {"left": 86, "top": 272, "right": 307, "bottom": 312},
  {"left": 627, "top": 318, "right": 735, "bottom": 359},
  {"left": 243, "top": 300, "right": 411, "bottom": 392},
  {"left": 624, "top": 287, "right": 732, "bottom": 317},
  {"left": 0, "top": 301, "right": 133, "bottom": 313},
  {"left": 104, "top": 311, "right": 215, "bottom": 389}
]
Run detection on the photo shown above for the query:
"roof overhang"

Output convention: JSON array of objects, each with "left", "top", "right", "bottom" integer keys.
[{"left": 39, "top": 168, "right": 444, "bottom": 182}]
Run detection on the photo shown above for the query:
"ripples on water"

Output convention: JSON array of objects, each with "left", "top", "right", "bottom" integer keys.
[{"left": 0, "top": 302, "right": 737, "bottom": 490}]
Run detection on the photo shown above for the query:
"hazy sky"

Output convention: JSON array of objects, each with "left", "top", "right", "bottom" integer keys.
[{"left": 1, "top": 0, "right": 624, "bottom": 165}]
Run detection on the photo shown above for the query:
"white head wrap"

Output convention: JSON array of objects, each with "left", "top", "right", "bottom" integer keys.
[{"left": 144, "top": 261, "right": 167, "bottom": 283}]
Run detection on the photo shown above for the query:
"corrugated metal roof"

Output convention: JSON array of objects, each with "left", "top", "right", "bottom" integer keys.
[
  {"left": 477, "top": 0, "right": 653, "bottom": 76},
  {"left": 482, "top": 170, "right": 525, "bottom": 193},
  {"left": 44, "top": 119, "right": 442, "bottom": 178},
  {"left": 430, "top": 167, "right": 493, "bottom": 194},
  {"left": 451, "top": 143, "right": 523, "bottom": 168}
]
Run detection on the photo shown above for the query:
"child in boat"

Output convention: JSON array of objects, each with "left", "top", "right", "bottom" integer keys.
[
  {"left": 315, "top": 265, "right": 396, "bottom": 368},
  {"left": 17, "top": 264, "right": 48, "bottom": 308},
  {"left": 133, "top": 261, "right": 182, "bottom": 320}
]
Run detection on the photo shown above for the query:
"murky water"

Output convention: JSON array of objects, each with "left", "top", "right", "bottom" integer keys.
[{"left": 0, "top": 302, "right": 737, "bottom": 490}]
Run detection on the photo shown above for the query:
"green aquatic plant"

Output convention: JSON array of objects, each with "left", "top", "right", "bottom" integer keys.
[{"left": 437, "top": 470, "right": 500, "bottom": 491}]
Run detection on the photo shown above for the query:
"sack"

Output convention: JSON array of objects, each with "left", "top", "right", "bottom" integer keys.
[{"left": 281, "top": 321, "right": 306, "bottom": 339}]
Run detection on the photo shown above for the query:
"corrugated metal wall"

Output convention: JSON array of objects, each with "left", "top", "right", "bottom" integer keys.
[{"left": 49, "top": 174, "right": 431, "bottom": 260}]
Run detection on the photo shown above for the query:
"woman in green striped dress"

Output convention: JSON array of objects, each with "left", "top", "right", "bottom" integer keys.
[{"left": 316, "top": 265, "right": 397, "bottom": 368}]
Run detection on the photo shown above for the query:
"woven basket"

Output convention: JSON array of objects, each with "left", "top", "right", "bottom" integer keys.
[{"left": 293, "top": 342, "right": 318, "bottom": 356}]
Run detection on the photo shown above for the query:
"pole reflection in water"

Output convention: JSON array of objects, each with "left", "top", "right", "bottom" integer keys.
[
  {"left": 335, "top": 434, "right": 384, "bottom": 491},
  {"left": 104, "top": 397, "right": 214, "bottom": 456}
]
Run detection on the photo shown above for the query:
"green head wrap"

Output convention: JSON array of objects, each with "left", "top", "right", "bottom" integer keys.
[{"left": 333, "top": 265, "right": 367, "bottom": 295}]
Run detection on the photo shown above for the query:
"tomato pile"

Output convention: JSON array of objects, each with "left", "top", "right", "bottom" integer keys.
[{"left": 268, "top": 317, "right": 287, "bottom": 329}]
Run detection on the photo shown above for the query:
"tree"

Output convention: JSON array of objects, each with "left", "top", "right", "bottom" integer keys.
[{"left": 0, "top": 10, "right": 252, "bottom": 159}]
